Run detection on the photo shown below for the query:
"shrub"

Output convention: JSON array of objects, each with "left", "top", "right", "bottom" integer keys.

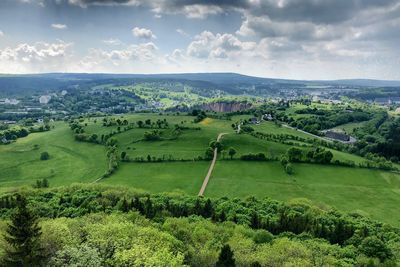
[{"left": 40, "top": 151, "right": 50, "bottom": 160}]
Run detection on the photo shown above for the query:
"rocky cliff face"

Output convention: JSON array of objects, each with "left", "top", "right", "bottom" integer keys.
[{"left": 201, "top": 102, "right": 252, "bottom": 112}]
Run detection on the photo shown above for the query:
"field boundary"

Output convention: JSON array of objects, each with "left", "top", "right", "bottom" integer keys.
[{"left": 198, "top": 133, "right": 227, "bottom": 196}]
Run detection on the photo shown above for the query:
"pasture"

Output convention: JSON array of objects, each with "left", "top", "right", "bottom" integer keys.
[{"left": 2, "top": 113, "right": 400, "bottom": 226}]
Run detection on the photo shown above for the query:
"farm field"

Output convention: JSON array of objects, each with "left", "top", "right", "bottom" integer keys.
[
  {"left": 0, "top": 122, "right": 108, "bottom": 189},
  {"left": 1, "top": 113, "right": 400, "bottom": 226},
  {"left": 206, "top": 161, "right": 400, "bottom": 226},
  {"left": 101, "top": 162, "right": 209, "bottom": 194}
]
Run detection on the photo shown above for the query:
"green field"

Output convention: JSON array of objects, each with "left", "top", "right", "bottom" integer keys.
[
  {"left": 101, "top": 162, "right": 209, "bottom": 194},
  {"left": 2, "top": 114, "right": 400, "bottom": 226},
  {"left": 331, "top": 121, "right": 367, "bottom": 134},
  {"left": 206, "top": 161, "right": 400, "bottom": 226},
  {"left": 0, "top": 122, "right": 107, "bottom": 189}
]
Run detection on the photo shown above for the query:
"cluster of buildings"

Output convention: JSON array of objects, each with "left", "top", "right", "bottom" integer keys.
[
  {"left": 0, "top": 98, "right": 20, "bottom": 105},
  {"left": 374, "top": 97, "right": 400, "bottom": 106}
]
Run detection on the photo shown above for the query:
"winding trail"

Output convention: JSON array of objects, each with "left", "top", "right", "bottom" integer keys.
[{"left": 198, "top": 133, "right": 227, "bottom": 196}]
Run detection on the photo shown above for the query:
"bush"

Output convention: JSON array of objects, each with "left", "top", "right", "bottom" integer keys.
[
  {"left": 240, "top": 153, "right": 267, "bottom": 161},
  {"left": 285, "top": 163, "right": 294, "bottom": 175},
  {"left": 40, "top": 151, "right": 50, "bottom": 160},
  {"left": 253, "top": 230, "right": 274, "bottom": 244}
]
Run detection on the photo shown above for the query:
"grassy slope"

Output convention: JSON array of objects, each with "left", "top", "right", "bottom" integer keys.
[
  {"left": 0, "top": 122, "right": 107, "bottom": 188},
  {"left": 101, "top": 162, "right": 209, "bottom": 195},
  {"left": 206, "top": 161, "right": 400, "bottom": 226},
  {"left": 2, "top": 114, "right": 400, "bottom": 225}
]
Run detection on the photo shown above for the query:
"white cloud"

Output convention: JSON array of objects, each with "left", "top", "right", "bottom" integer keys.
[
  {"left": 132, "top": 27, "right": 156, "bottom": 40},
  {"left": 187, "top": 31, "right": 256, "bottom": 59},
  {"left": 51, "top": 24, "right": 68, "bottom": 30},
  {"left": 0, "top": 31, "right": 4, "bottom": 37},
  {"left": 102, "top": 38, "right": 122, "bottom": 45},
  {"left": 0, "top": 40, "right": 73, "bottom": 73},
  {"left": 176, "top": 29, "right": 190, "bottom": 38}
]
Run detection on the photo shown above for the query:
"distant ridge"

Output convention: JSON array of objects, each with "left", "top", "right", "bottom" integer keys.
[{"left": 1, "top": 72, "right": 400, "bottom": 88}]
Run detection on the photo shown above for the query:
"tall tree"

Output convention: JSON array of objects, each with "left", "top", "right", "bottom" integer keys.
[
  {"left": 4, "top": 194, "right": 43, "bottom": 266},
  {"left": 228, "top": 147, "right": 237, "bottom": 159},
  {"left": 216, "top": 244, "right": 235, "bottom": 267}
]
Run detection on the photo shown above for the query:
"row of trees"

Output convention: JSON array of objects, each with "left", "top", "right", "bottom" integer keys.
[
  {"left": 0, "top": 185, "right": 398, "bottom": 265},
  {"left": 1, "top": 124, "right": 50, "bottom": 144}
]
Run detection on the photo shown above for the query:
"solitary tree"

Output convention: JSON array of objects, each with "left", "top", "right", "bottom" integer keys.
[
  {"left": 216, "top": 244, "right": 235, "bottom": 267},
  {"left": 285, "top": 163, "right": 294, "bottom": 175},
  {"left": 228, "top": 147, "right": 237, "bottom": 159},
  {"left": 121, "top": 151, "right": 127, "bottom": 160},
  {"left": 4, "top": 195, "right": 43, "bottom": 266},
  {"left": 40, "top": 151, "right": 50, "bottom": 160}
]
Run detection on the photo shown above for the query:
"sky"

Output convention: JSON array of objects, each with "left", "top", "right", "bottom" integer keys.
[{"left": 0, "top": 0, "right": 399, "bottom": 80}]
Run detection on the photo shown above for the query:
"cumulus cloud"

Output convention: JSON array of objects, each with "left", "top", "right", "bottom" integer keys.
[
  {"left": 0, "top": 40, "right": 73, "bottom": 73},
  {"left": 132, "top": 27, "right": 156, "bottom": 40},
  {"left": 5, "top": 0, "right": 400, "bottom": 79},
  {"left": 0, "top": 31, "right": 4, "bottom": 37},
  {"left": 51, "top": 23, "right": 67, "bottom": 30},
  {"left": 187, "top": 31, "right": 255, "bottom": 59}
]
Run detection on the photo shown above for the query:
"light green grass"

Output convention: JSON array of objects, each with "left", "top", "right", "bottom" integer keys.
[
  {"left": 0, "top": 122, "right": 108, "bottom": 188},
  {"left": 101, "top": 162, "right": 209, "bottom": 194},
  {"left": 206, "top": 161, "right": 400, "bottom": 226},
  {"left": 331, "top": 121, "right": 367, "bottom": 134}
]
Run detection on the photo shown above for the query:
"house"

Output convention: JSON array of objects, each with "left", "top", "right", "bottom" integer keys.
[
  {"left": 39, "top": 95, "right": 52, "bottom": 104},
  {"left": 325, "top": 131, "right": 350, "bottom": 142},
  {"left": 391, "top": 97, "right": 400, "bottom": 104},
  {"left": 249, "top": 117, "right": 260, "bottom": 124},
  {"left": 374, "top": 98, "right": 390, "bottom": 105},
  {"left": 2, "top": 120, "right": 16, "bottom": 124},
  {"left": 263, "top": 114, "right": 273, "bottom": 121}
]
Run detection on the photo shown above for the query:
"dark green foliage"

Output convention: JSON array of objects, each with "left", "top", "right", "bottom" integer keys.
[
  {"left": 34, "top": 178, "right": 49, "bottom": 188},
  {"left": 306, "top": 147, "right": 333, "bottom": 164},
  {"left": 240, "top": 125, "right": 254, "bottom": 133},
  {"left": 205, "top": 147, "right": 215, "bottom": 160},
  {"left": 240, "top": 153, "right": 267, "bottom": 161},
  {"left": 228, "top": 147, "right": 237, "bottom": 159},
  {"left": 4, "top": 195, "right": 43, "bottom": 266},
  {"left": 144, "top": 130, "right": 162, "bottom": 141},
  {"left": 286, "top": 147, "right": 303, "bottom": 162},
  {"left": 0, "top": 185, "right": 399, "bottom": 265},
  {"left": 253, "top": 230, "right": 273, "bottom": 244},
  {"left": 40, "top": 151, "right": 50, "bottom": 160},
  {"left": 216, "top": 244, "right": 235, "bottom": 267},
  {"left": 359, "top": 236, "right": 392, "bottom": 262},
  {"left": 193, "top": 110, "right": 207, "bottom": 123},
  {"left": 284, "top": 163, "right": 294, "bottom": 174}
]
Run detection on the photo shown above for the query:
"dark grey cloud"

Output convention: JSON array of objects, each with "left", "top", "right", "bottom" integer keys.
[{"left": 64, "top": 0, "right": 399, "bottom": 25}]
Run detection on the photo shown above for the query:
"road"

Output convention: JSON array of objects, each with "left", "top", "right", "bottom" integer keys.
[
  {"left": 281, "top": 124, "right": 333, "bottom": 143},
  {"left": 198, "top": 133, "right": 227, "bottom": 196}
]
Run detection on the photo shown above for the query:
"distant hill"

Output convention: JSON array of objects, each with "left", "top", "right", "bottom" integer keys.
[{"left": 1, "top": 72, "right": 400, "bottom": 96}]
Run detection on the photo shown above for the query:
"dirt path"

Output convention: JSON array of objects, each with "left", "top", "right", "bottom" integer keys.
[{"left": 198, "top": 133, "right": 227, "bottom": 196}]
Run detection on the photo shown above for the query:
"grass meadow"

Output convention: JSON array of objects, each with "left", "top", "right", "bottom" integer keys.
[{"left": 1, "top": 114, "right": 400, "bottom": 226}]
